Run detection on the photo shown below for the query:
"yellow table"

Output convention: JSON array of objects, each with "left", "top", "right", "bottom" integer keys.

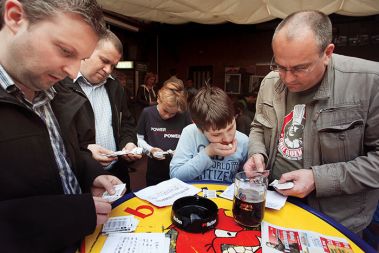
[{"left": 82, "top": 182, "right": 372, "bottom": 253}]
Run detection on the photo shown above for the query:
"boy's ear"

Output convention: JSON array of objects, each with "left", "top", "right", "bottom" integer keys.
[{"left": 3, "top": 0, "right": 27, "bottom": 34}]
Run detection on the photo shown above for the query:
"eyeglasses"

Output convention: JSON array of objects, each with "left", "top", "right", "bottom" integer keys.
[{"left": 269, "top": 56, "right": 322, "bottom": 75}]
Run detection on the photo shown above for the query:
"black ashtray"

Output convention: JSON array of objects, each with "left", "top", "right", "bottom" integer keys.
[{"left": 171, "top": 195, "right": 218, "bottom": 233}]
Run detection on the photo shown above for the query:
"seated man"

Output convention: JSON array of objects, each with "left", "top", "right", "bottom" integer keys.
[{"left": 170, "top": 86, "right": 248, "bottom": 183}]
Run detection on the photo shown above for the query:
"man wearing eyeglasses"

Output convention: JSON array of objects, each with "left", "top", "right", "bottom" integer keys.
[{"left": 244, "top": 10, "right": 379, "bottom": 235}]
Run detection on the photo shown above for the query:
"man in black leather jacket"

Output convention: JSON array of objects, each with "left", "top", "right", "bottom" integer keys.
[
  {"left": 0, "top": 0, "right": 122, "bottom": 252},
  {"left": 60, "top": 30, "right": 141, "bottom": 192}
]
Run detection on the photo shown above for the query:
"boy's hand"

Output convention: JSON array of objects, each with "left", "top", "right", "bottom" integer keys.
[
  {"left": 205, "top": 139, "right": 237, "bottom": 157},
  {"left": 150, "top": 147, "right": 166, "bottom": 160}
]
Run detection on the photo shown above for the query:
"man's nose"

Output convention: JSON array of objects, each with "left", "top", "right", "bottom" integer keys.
[
  {"left": 281, "top": 71, "right": 297, "bottom": 84},
  {"left": 63, "top": 60, "right": 81, "bottom": 79},
  {"left": 103, "top": 64, "right": 113, "bottom": 75}
]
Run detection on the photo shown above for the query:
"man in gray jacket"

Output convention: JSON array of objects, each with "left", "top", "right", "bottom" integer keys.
[{"left": 244, "top": 10, "right": 379, "bottom": 234}]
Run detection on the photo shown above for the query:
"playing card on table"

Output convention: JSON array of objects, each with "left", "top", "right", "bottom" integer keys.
[
  {"left": 102, "top": 216, "right": 139, "bottom": 234},
  {"left": 202, "top": 189, "right": 217, "bottom": 199},
  {"left": 102, "top": 183, "right": 126, "bottom": 202}
]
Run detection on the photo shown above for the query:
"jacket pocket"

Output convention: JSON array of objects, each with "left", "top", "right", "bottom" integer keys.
[{"left": 316, "top": 105, "right": 364, "bottom": 163}]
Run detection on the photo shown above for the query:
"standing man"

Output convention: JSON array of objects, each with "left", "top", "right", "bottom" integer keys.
[
  {"left": 61, "top": 30, "right": 141, "bottom": 192},
  {"left": 244, "top": 10, "right": 379, "bottom": 234},
  {"left": 0, "top": 0, "right": 122, "bottom": 252}
]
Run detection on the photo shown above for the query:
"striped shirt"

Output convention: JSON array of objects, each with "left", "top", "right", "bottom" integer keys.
[
  {"left": 0, "top": 65, "right": 81, "bottom": 194},
  {"left": 76, "top": 74, "right": 117, "bottom": 153}
]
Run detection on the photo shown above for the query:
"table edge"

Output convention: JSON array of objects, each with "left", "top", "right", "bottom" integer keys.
[{"left": 113, "top": 180, "right": 376, "bottom": 253}]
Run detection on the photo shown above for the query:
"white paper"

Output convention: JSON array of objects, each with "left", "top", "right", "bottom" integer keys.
[
  {"left": 265, "top": 190, "right": 287, "bottom": 210},
  {"left": 101, "top": 233, "right": 170, "bottom": 253},
  {"left": 104, "top": 147, "right": 143, "bottom": 157},
  {"left": 219, "top": 184, "right": 287, "bottom": 210},
  {"left": 261, "top": 221, "right": 353, "bottom": 253},
  {"left": 102, "top": 184, "right": 126, "bottom": 202},
  {"left": 134, "top": 178, "right": 201, "bottom": 207},
  {"left": 219, "top": 183, "right": 235, "bottom": 200},
  {"left": 152, "top": 149, "right": 174, "bottom": 159}
]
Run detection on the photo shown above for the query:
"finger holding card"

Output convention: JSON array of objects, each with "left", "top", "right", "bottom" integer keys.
[
  {"left": 102, "top": 183, "right": 126, "bottom": 202},
  {"left": 270, "top": 179, "right": 294, "bottom": 190},
  {"left": 88, "top": 144, "right": 117, "bottom": 166},
  {"left": 91, "top": 175, "right": 123, "bottom": 198},
  {"left": 275, "top": 169, "right": 316, "bottom": 198}
]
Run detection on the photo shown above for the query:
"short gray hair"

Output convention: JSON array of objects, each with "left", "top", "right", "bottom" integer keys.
[
  {"left": 1, "top": 0, "right": 106, "bottom": 36},
  {"left": 273, "top": 10, "right": 332, "bottom": 54}
]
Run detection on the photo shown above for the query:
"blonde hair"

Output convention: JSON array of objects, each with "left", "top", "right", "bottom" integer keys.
[
  {"left": 144, "top": 72, "right": 157, "bottom": 85},
  {"left": 158, "top": 82, "right": 187, "bottom": 112}
]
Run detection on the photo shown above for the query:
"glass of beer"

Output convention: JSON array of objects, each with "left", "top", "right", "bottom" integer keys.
[{"left": 232, "top": 171, "right": 268, "bottom": 227}]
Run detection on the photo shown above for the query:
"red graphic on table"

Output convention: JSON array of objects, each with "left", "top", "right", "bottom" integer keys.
[
  {"left": 168, "top": 208, "right": 262, "bottom": 253},
  {"left": 267, "top": 226, "right": 301, "bottom": 252}
]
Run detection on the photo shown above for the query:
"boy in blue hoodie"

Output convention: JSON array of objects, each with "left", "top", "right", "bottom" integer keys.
[{"left": 170, "top": 86, "right": 248, "bottom": 183}]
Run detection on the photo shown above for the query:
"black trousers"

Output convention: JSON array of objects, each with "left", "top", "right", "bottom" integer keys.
[{"left": 146, "top": 157, "right": 171, "bottom": 186}]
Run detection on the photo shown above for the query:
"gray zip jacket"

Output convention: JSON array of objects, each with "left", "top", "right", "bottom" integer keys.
[{"left": 249, "top": 54, "right": 379, "bottom": 232}]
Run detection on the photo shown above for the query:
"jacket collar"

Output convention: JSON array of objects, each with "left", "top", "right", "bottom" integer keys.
[
  {"left": 0, "top": 64, "right": 56, "bottom": 104},
  {"left": 74, "top": 72, "right": 114, "bottom": 86},
  {"left": 313, "top": 55, "right": 335, "bottom": 101}
]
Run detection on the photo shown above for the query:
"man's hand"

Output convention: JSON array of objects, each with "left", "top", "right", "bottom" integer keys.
[
  {"left": 205, "top": 139, "right": 237, "bottom": 157},
  {"left": 93, "top": 196, "right": 112, "bottom": 225},
  {"left": 87, "top": 144, "right": 117, "bottom": 167},
  {"left": 150, "top": 147, "right": 165, "bottom": 160},
  {"left": 122, "top": 142, "right": 142, "bottom": 161},
  {"left": 91, "top": 175, "right": 123, "bottom": 198},
  {"left": 276, "top": 169, "right": 315, "bottom": 198},
  {"left": 243, "top": 154, "right": 266, "bottom": 177}
]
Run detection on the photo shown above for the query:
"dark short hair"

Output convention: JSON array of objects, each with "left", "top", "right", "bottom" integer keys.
[
  {"left": 1, "top": 0, "right": 106, "bottom": 36},
  {"left": 99, "top": 29, "right": 123, "bottom": 56},
  {"left": 273, "top": 10, "right": 332, "bottom": 53},
  {"left": 190, "top": 86, "right": 235, "bottom": 131}
]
